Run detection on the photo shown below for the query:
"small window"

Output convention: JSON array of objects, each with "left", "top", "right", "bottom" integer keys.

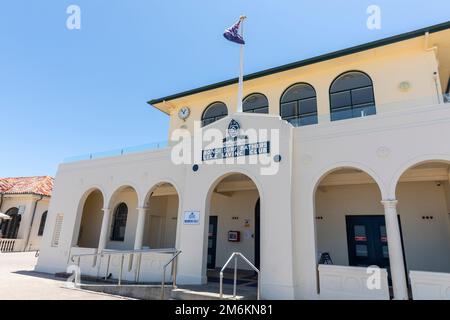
[
  {"left": 243, "top": 93, "right": 269, "bottom": 114},
  {"left": 38, "top": 211, "right": 47, "bottom": 236},
  {"left": 280, "top": 83, "right": 318, "bottom": 126},
  {"left": 330, "top": 71, "right": 376, "bottom": 121},
  {"left": 201, "top": 102, "right": 228, "bottom": 127},
  {"left": 111, "top": 203, "right": 128, "bottom": 241}
]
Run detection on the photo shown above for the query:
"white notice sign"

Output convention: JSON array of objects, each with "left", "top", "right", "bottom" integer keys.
[{"left": 183, "top": 211, "right": 200, "bottom": 225}]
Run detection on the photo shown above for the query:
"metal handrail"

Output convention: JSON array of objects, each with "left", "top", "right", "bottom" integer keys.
[
  {"left": 69, "top": 248, "right": 180, "bottom": 289},
  {"left": 160, "top": 250, "right": 182, "bottom": 299},
  {"left": 219, "top": 252, "right": 260, "bottom": 300}
]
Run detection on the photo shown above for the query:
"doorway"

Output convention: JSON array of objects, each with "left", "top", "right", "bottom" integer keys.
[
  {"left": 207, "top": 216, "right": 218, "bottom": 269},
  {"left": 254, "top": 199, "right": 260, "bottom": 269},
  {"left": 345, "top": 215, "right": 389, "bottom": 268}
]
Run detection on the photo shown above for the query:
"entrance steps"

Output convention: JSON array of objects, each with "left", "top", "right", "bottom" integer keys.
[{"left": 56, "top": 268, "right": 258, "bottom": 300}]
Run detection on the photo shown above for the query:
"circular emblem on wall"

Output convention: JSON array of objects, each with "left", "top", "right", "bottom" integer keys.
[
  {"left": 376, "top": 146, "right": 391, "bottom": 159},
  {"left": 227, "top": 119, "right": 240, "bottom": 138}
]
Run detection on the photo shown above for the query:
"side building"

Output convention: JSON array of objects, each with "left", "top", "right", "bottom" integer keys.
[{"left": 0, "top": 176, "right": 53, "bottom": 252}]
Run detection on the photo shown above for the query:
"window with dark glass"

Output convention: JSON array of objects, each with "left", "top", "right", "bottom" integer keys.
[
  {"left": 280, "top": 83, "right": 318, "bottom": 126},
  {"left": 243, "top": 93, "right": 269, "bottom": 114},
  {"left": 38, "top": 211, "right": 47, "bottom": 236},
  {"left": 329, "top": 71, "right": 376, "bottom": 121},
  {"left": 1, "top": 207, "right": 21, "bottom": 239},
  {"left": 111, "top": 203, "right": 128, "bottom": 241},
  {"left": 201, "top": 102, "right": 228, "bottom": 127}
]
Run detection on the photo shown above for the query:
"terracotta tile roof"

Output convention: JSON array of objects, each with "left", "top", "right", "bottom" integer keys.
[{"left": 0, "top": 176, "right": 54, "bottom": 197}]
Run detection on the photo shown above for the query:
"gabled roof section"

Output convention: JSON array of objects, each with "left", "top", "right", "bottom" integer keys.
[
  {"left": 147, "top": 20, "right": 450, "bottom": 108},
  {"left": 0, "top": 176, "right": 54, "bottom": 197}
]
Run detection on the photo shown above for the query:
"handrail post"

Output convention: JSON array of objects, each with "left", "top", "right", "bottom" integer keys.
[
  {"left": 105, "top": 254, "right": 111, "bottom": 280},
  {"left": 161, "top": 268, "right": 166, "bottom": 299},
  {"left": 173, "top": 254, "right": 178, "bottom": 288},
  {"left": 118, "top": 254, "right": 124, "bottom": 285},
  {"left": 233, "top": 254, "right": 238, "bottom": 299},
  {"left": 257, "top": 271, "right": 260, "bottom": 300},
  {"left": 135, "top": 253, "right": 142, "bottom": 284}
]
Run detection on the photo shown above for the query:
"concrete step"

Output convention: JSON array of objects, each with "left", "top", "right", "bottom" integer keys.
[{"left": 170, "top": 288, "right": 244, "bottom": 300}]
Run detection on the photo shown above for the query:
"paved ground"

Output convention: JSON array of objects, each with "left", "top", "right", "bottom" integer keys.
[{"left": 0, "top": 252, "right": 128, "bottom": 300}]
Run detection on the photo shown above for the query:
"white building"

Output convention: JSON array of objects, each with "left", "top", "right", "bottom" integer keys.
[
  {"left": 36, "top": 22, "right": 450, "bottom": 300},
  {"left": 0, "top": 176, "right": 53, "bottom": 252}
]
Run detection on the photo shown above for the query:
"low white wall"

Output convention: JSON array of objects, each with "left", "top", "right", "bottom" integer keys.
[
  {"left": 318, "top": 264, "right": 389, "bottom": 300},
  {"left": 0, "top": 239, "right": 25, "bottom": 252},
  {"left": 69, "top": 247, "right": 174, "bottom": 283},
  {"left": 410, "top": 271, "right": 450, "bottom": 300}
]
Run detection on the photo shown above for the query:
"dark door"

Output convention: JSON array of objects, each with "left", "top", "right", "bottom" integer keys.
[
  {"left": 346, "top": 215, "right": 389, "bottom": 269},
  {"left": 207, "top": 216, "right": 218, "bottom": 269},
  {"left": 254, "top": 199, "right": 260, "bottom": 269}
]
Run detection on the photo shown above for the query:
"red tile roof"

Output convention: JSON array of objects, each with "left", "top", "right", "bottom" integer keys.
[{"left": 0, "top": 176, "right": 54, "bottom": 197}]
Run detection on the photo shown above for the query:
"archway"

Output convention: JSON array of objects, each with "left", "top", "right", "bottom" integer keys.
[
  {"left": 394, "top": 161, "right": 450, "bottom": 273},
  {"left": 1, "top": 207, "right": 21, "bottom": 239},
  {"left": 204, "top": 173, "right": 261, "bottom": 284},
  {"left": 314, "top": 167, "right": 385, "bottom": 268},
  {"left": 142, "top": 182, "right": 180, "bottom": 249},
  {"left": 76, "top": 189, "right": 104, "bottom": 248},
  {"left": 107, "top": 185, "right": 139, "bottom": 250}
]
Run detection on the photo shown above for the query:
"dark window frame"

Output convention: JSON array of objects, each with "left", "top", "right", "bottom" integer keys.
[
  {"left": 201, "top": 101, "right": 228, "bottom": 127},
  {"left": 329, "top": 70, "right": 376, "bottom": 121},
  {"left": 243, "top": 93, "right": 269, "bottom": 114},
  {"left": 37, "top": 211, "right": 47, "bottom": 236},
  {"left": 1, "top": 207, "right": 21, "bottom": 239},
  {"left": 280, "top": 82, "right": 318, "bottom": 127},
  {"left": 110, "top": 203, "right": 128, "bottom": 241}
]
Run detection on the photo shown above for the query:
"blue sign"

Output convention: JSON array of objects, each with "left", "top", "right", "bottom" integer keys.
[{"left": 183, "top": 211, "right": 200, "bottom": 225}]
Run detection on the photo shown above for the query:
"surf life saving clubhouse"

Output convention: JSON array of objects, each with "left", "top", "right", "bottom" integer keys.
[{"left": 36, "top": 21, "right": 450, "bottom": 300}]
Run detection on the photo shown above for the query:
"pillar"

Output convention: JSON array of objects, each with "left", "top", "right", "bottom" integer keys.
[
  {"left": 381, "top": 200, "right": 409, "bottom": 300},
  {"left": 134, "top": 207, "right": 147, "bottom": 250},
  {"left": 98, "top": 208, "right": 111, "bottom": 252}
]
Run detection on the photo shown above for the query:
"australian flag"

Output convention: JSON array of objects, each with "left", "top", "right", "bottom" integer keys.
[{"left": 223, "top": 20, "right": 245, "bottom": 45}]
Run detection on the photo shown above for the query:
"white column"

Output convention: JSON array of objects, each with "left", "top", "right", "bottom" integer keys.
[
  {"left": 381, "top": 200, "right": 408, "bottom": 300},
  {"left": 134, "top": 207, "right": 147, "bottom": 250},
  {"left": 98, "top": 208, "right": 111, "bottom": 252}
]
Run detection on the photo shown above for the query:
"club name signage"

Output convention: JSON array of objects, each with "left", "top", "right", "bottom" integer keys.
[{"left": 202, "top": 120, "right": 271, "bottom": 161}]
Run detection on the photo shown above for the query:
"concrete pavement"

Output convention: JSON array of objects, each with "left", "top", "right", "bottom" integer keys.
[{"left": 0, "top": 252, "right": 128, "bottom": 300}]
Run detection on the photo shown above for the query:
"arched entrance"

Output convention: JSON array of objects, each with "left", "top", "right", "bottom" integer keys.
[
  {"left": 143, "top": 182, "right": 180, "bottom": 249},
  {"left": 204, "top": 173, "right": 261, "bottom": 283},
  {"left": 107, "top": 185, "right": 139, "bottom": 250},
  {"left": 314, "top": 167, "right": 386, "bottom": 268},
  {"left": 1, "top": 207, "right": 21, "bottom": 239},
  {"left": 395, "top": 161, "right": 450, "bottom": 273},
  {"left": 75, "top": 189, "right": 104, "bottom": 248}
]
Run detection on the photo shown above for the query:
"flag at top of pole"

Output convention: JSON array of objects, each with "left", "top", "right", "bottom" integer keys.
[
  {"left": 223, "top": 16, "right": 247, "bottom": 113},
  {"left": 223, "top": 18, "right": 245, "bottom": 44}
]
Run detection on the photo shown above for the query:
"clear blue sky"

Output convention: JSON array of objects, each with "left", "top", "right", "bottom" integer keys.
[{"left": 1, "top": 1, "right": 448, "bottom": 177}]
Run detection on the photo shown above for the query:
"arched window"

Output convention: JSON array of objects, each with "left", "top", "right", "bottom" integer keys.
[
  {"left": 243, "top": 93, "right": 269, "bottom": 114},
  {"left": 201, "top": 102, "right": 228, "bottom": 127},
  {"left": 329, "top": 71, "right": 376, "bottom": 121},
  {"left": 111, "top": 203, "right": 128, "bottom": 241},
  {"left": 1, "top": 207, "right": 21, "bottom": 239},
  {"left": 38, "top": 211, "right": 47, "bottom": 236},
  {"left": 280, "top": 83, "right": 318, "bottom": 126}
]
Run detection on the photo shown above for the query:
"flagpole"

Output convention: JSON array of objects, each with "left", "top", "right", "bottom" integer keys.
[{"left": 237, "top": 15, "right": 246, "bottom": 113}]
